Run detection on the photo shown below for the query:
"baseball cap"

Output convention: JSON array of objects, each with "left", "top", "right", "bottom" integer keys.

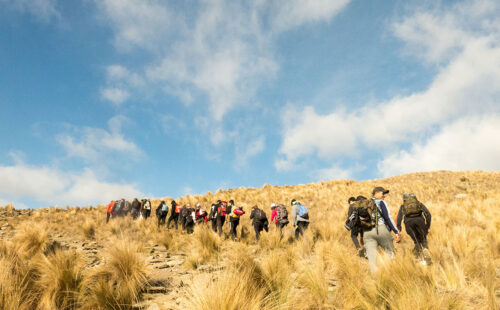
[{"left": 372, "top": 187, "right": 389, "bottom": 195}]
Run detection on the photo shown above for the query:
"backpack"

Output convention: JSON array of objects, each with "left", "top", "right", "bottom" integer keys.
[
  {"left": 161, "top": 203, "right": 168, "bottom": 213},
  {"left": 175, "top": 205, "right": 182, "bottom": 214},
  {"left": 297, "top": 204, "right": 308, "bottom": 217},
  {"left": 352, "top": 199, "right": 378, "bottom": 229},
  {"left": 254, "top": 209, "right": 266, "bottom": 221},
  {"left": 218, "top": 204, "right": 227, "bottom": 217},
  {"left": 144, "top": 200, "right": 151, "bottom": 210},
  {"left": 277, "top": 205, "right": 289, "bottom": 224},
  {"left": 402, "top": 194, "right": 422, "bottom": 217}
]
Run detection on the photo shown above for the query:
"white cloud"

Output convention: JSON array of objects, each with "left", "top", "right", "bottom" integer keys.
[
  {"left": 100, "top": 87, "right": 130, "bottom": 105},
  {"left": 1, "top": 0, "right": 59, "bottom": 21},
  {"left": 234, "top": 136, "right": 265, "bottom": 168},
  {"left": 276, "top": 0, "right": 500, "bottom": 172},
  {"left": 57, "top": 115, "right": 142, "bottom": 163},
  {"left": 0, "top": 163, "right": 143, "bottom": 207},
  {"left": 313, "top": 165, "right": 352, "bottom": 181},
  {"left": 96, "top": 0, "right": 352, "bottom": 122},
  {"left": 378, "top": 116, "right": 500, "bottom": 176}
]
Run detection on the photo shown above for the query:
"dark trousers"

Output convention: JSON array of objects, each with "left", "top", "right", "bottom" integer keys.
[
  {"left": 295, "top": 221, "right": 309, "bottom": 239},
  {"left": 211, "top": 218, "right": 217, "bottom": 232},
  {"left": 167, "top": 214, "right": 179, "bottom": 229},
  {"left": 186, "top": 221, "right": 194, "bottom": 234},
  {"left": 229, "top": 219, "right": 239, "bottom": 240},
  {"left": 350, "top": 229, "right": 363, "bottom": 250},
  {"left": 180, "top": 216, "right": 187, "bottom": 231},
  {"left": 405, "top": 216, "right": 429, "bottom": 255},
  {"left": 216, "top": 216, "right": 225, "bottom": 237},
  {"left": 158, "top": 214, "right": 167, "bottom": 227},
  {"left": 106, "top": 212, "right": 111, "bottom": 223},
  {"left": 253, "top": 221, "right": 266, "bottom": 240},
  {"left": 143, "top": 209, "right": 151, "bottom": 219}
]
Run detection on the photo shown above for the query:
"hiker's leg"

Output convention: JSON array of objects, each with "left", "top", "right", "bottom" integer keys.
[
  {"left": 211, "top": 219, "right": 217, "bottom": 232},
  {"left": 254, "top": 223, "right": 261, "bottom": 240},
  {"left": 174, "top": 216, "right": 179, "bottom": 229},
  {"left": 217, "top": 217, "right": 223, "bottom": 237},
  {"left": 106, "top": 213, "right": 110, "bottom": 223},
  {"left": 363, "top": 229, "right": 378, "bottom": 274},
  {"left": 405, "top": 220, "right": 421, "bottom": 256},
  {"left": 378, "top": 225, "right": 395, "bottom": 259}
]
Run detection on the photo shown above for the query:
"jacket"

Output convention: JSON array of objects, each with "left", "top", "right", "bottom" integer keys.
[{"left": 396, "top": 203, "right": 431, "bottom": 232}]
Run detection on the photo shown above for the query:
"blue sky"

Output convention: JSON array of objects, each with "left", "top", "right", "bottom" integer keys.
[{"left": 0, "top": 0, "right": 499, "bottom": 208}]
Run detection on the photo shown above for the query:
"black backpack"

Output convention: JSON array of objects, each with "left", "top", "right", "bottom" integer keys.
[{"left": 254, "top": 209, "right": 266, "bottom": 221}]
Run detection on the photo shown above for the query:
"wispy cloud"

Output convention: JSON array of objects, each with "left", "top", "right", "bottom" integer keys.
[{"left": 1, "top": 0, "right": 59, "bottom": 22}]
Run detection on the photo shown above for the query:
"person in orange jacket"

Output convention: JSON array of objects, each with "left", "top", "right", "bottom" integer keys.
[{"left": 106, "top": 200, "right": 116, "bottom": 223}]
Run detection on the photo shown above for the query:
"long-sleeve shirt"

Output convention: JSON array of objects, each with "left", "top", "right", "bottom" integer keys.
[
  {"left": 396, "top": 203, "right": 431, "bottom": 232},
  {"left": 373, "top": 199, "right": 399, "bottom": 234},
  {"left": 292, "top": 204, "right": 310, "bottom": 226},
  {"left": 107, "top": 201, "right": 115, "bottom": 214}
]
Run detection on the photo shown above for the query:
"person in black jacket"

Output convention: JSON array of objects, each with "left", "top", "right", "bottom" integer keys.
[
  {"left": 249, "top": 205, "right": 268, "bottom": 241},
  {"left": 396, "top": 193, "right": 432, "bottom": 265},
  {"left": 208, "top": 203, "right": 218, "bottom": 232},
  {"left": 156, "top": 200, "right": 168, "bottom": 228},
  {"left": 167, "top": 200, "right": 180, "bottom": 229},
  {"left": 346, "top": 196, "right": 366, "bottom": 257},
  {"left": 131, "top": 198, "right": 141, "bottom": 220}
]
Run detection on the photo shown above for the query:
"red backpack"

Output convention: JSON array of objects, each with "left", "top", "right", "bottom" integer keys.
[{"left": 218, "top": 201, "right": 228, "bottom": 216}]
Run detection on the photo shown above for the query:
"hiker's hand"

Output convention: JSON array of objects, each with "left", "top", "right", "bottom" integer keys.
[{"left": 395, "top": 234, "right": 401, "bottom": 243}]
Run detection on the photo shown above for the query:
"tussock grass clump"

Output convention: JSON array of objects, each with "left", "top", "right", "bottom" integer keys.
[
  {"left": 13, "top": 223, "right": 49, "bottom": 257},
  {"left": 80, "top": 239, "right": 147, "bottom": 309},
  {"left": 82, "top": 221, "right": 96, "bottom": 240},
  {"left": 35, "top": 249, "right": 84, "bottom": 310},
  {"left": 184, "top": 225, "right": 221, "bottom": 269}
]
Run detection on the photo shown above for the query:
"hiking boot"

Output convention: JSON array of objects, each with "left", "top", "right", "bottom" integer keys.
[
  {"left": 422, "top": 248, "right": 433, "bottom": 265},
  {"left": 358, "top": 247, "right": 367, "bottom": 259}
]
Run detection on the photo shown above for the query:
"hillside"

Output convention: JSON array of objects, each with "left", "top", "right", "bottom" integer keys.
[{"left": 0, "top": 170, "right": 499, "bottom": 309}]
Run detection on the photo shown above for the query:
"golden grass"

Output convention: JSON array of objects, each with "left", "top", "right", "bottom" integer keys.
[{"left": 0, "top": 170, "right": 499, "bottom": 309}]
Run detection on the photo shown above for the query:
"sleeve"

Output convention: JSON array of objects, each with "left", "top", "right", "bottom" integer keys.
[
  {"left": 249, "top": 210, "right": 255, "bottom": 220},
  {"left": 396, "top": 206, "right": 403, "bottom": 232},
  {"left": 270, "top": 209, "right": 276, "bottom": 223},
  {"left": 420, "top": 203, "right": 431, "bottom": 229},
  {"left": 380, "top": 201, "right": 399, "bottom": 234}
]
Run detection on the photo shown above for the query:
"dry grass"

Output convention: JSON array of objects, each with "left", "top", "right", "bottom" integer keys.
[{"left": 0, "top": 170, "right": 499, "bottom": 309}]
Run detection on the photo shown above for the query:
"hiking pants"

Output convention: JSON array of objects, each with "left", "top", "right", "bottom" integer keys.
[
  {"left": 404, "top": 216, "right": 428, "bottom": 256},
  {"left": 295, "top": 221, "right": 309, "bottom": 239},
  {"left": 229, "top": 219, "right": 239, "bottom": 240},
  {"left": 350, "top": 229, "right": 363, "bottom": 250},
  {"left": 186, "top": 221, "right": 195, "bottom": 234},
  {"left": 106, "top": 212, "right": 111, "bottom": 223},
  {"left": 180, "top": 216, "right": 187, "bottom": 232},
  {"left": 167, "top": 214, "right": 179, "bottom": 229},
  {"left": 157, "top": 213, "right": 167, "bottom": 227},
  {"left": 211, "top": 218, "right": 217, "bottom": 232},
  {"left": 364, "top": 225, "right": 394, "bottom": 274},
  {"left": 216, "top": 216, "right": 225, "bottom": 237},
  {"left": 253, "top": 221, "right": 266, "bottom": 240},
  {"left": 143, "top": 209, "right": 151, "bottom": 220}
]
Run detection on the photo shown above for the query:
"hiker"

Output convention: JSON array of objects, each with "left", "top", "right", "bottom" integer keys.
[
  {"left": 291, "top": 199, "right": 309, "bottom": 239},
  {"left": 180, "top": 204, "right": 191, "bottom": 233},
  {"left": 271, "top": 203, "right": 289, "bottom": 232},
  {"left": 361, "top": 187, "right": 401, "bottom": 274},
  {"left": 215, "top": 201, "right": 228, "bottom": 237},
  {"left": 250, "top": 205, "right": 268, "bottom": 241},
  {"left": 131, "top": 198, "right": 141, "bottom": 220},
  {"left": 106, "top": 200, "right": 115, "bottom": 223},
  {"left": 156, "top": 200, "right": 169, "bottom": 228},
  {"left": 141, "top": 199, "right": 152, "bottom": 220},
  {"left": 184, "top": 206, "right": 196, "bottom": 234},
  {"left": 346, "top": 196, "right": 366, "bottom": 257},
  {"left": 396, "top": 193, "right": 432, "bottom": 265},
  {"left": 113, "top": 199, "right": 125, "bottom": 217},
  {"left": 228, "top": 202, "right": 245, "bottom": 240},
  {"left": 208, "top": 203, "right": 218, "bottom": 232},
  {"left": 167, "top": 200, "right": 181, "bottom": 229},
  {"left": 195, "top": 203, "right": 208, "bottom": 224},
  {"left": 123, "top": 199, "right": 132, "bottom": 216}
]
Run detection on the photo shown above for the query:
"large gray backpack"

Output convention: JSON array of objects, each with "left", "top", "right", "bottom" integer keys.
[{"left": 277, "top": 205, "right": 289, "bottom": 224}]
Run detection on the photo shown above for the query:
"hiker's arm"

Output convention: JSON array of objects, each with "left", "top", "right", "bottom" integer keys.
[
  {"left": 421, "top": 203, "right": 431, "bottom": 229},
  {"left": 396, "top": 206, "right": 403, "bottom": 232},
  {"left": 380, "top": 201, "right": 399, "bottom": 234},
  {"left": 292, "top": 205, "right": 297, "bottom": 226}
]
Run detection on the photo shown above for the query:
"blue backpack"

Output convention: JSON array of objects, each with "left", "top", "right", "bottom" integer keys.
[{"left": 297, "top": 204, "right": 308, "bottom": 217}]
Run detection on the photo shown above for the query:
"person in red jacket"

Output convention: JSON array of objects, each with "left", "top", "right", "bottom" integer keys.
[
  {"left": 270, "top": 203, "right": 278, "bottom": 224},
  {"left": 106, "top": 200, "right": 116, "bottom": 223},
  {"left": 195, "top": 203, "right": 208, "bottom": 224},
  {"left": 228, "top": 202, "right": 245, "bottom": 240}
]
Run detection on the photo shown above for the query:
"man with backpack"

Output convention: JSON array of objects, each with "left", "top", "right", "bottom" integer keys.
[
  {"left": 346, "top": 196, "right": 366, "bottom": 257},
  {"left": 208, "top": 203, "right": 218, "bottom": 232},
  {"left": 167, "top": 200, "right": 181, "bottom": 229},
  {"left": 271, "top": 203, "right": 289, "bottom": 236},
  {"left": 156, "top": 200, "right": 169, "bottom": 228},
  {"left": 228, "top": 202, "right": 245, "bottom": 240},
  {"left": 250, "top": 205, "right": 268, "bottom": 241},
  {"left": 184, "top": 205, "right": 196, "bottom": 234},
  {"left": 291, "top": 199, "right": 309, "bottom": 240},
  {"left": 359, "top": 187, "right": 400, "bottom": 274},
  {"left": 396, "top": 193, "right": 432, "bottom": 265},
  {"left": 106, "top": 200, "right": 116, "bottom": 223},
  {"left": 180, "top": 203, "right": 193, "bottom": 233},
  {"left": 141, "top": 199, "right": 152, "bottom": 220},
  {"left": 131, "top": 198, "right": 141, "bottom": 220},
  {"left": 195, "top": 203, "right": 208, "bottom": 224},
  {"left": 215, "top": 200, "right": 228, "bottom": 237}
]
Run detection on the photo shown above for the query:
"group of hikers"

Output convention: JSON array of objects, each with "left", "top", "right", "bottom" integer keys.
[{"left": 105, "top": 186, "right": 432, "bottom": 274}]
